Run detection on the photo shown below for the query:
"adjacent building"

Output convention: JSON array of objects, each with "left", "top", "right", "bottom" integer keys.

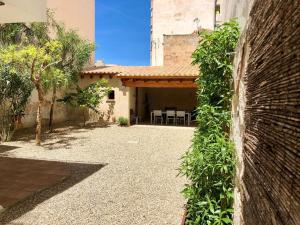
[
  {"left": 21, "top": 0, "right": 95, "bottom": 128},
  {"left": 0, "top": 0, "right": 47, "bottom": 23},
  {"left": 150, "top": 0, "right": 215, "bottom": 66},
  {"left": 47, "top": 0, "right": 95, "bottom": 55}
]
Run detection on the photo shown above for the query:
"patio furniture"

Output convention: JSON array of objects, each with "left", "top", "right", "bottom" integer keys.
[
  {"left": 130, "top": 109, "right": 141, "bottom": 124},
  {"left": 166, "top": 110, "right": 176, "bottom": 125},
  {"left": 185, "top": 112, "right": 192, "bottom": 126},
  {"left": 153, "top": 110, "right": 163, "bottom": 124},
  {"left": 176, "top": 111, "right": 186, "bottom": 125},
  {"left": 150, "top": 110, "right": 192, "bottom": 126}
]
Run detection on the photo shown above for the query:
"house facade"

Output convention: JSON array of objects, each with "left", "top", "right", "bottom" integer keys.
[{"left": 80, "top": 0, "right": 218, "bottom": 125}]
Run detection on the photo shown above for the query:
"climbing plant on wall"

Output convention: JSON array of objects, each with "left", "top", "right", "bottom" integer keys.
[{"left": 180, "top": 19, "right": 240, "bottom": 225}]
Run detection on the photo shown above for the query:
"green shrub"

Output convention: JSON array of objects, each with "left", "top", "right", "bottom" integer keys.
[
  {"left": 59, "top": 79, "right": 111, "bottom": 126},
  {"left": 0, "top": 65, "right": 33, "bottom": 141},
  {"left": 180, "top": 19, "right": 240, "bottom": 225},
  {"left": 117, "top": 117, "right": 129, "bottom": 126}
]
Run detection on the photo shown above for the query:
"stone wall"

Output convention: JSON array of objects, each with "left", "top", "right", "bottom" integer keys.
[
  {"left": 231, "top": 0, "right": 300, "bottom": 224},
  {"left": 151, "top": 0, "right": 215, "bottom": 66},
  {"left": 163, "top": 33, "right": 199, "bottom": 66}
]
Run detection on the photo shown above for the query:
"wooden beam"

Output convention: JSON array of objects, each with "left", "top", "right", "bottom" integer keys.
[
  {"left": 117, "top": 75, "right": 197, "bottom": 79},
  {"left": 122, "top": 79, "right": 197, "bottom": 88}
]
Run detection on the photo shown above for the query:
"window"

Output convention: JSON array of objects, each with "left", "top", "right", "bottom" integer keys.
[
  {"left": 108, "top": 90, "right": 115, "bottom": 100},
  {"left": 215, "top": 4, "right": 221, "bottom": 14}
]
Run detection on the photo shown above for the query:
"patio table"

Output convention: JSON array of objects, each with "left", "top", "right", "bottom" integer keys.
[{"left": 150, "top": 111, "right": 191, "bottom": 126}]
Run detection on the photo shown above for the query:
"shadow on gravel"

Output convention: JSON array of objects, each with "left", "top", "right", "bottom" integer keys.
[
  {"left": 10, "top": 121, "right": 110, "bottom": 150},
  {"left": 0, "top": 159, "right": 106, "bottom": 225},
  {"left": 0, "top": 145, "right": 20, "bottom": 154}
]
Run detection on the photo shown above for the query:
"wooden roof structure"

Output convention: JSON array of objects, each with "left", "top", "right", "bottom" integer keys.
[{"left": 81, "top": 65, "right": 199, "bottom": 88}]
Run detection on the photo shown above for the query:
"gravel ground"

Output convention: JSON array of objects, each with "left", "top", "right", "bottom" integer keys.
[{"left": 0, "top": 124, "right": 194, "bottom": 225}]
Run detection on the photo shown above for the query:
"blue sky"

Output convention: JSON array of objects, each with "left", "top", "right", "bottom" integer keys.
[{"left": 95, "top": 0, "right": 150, "bottom": 66}]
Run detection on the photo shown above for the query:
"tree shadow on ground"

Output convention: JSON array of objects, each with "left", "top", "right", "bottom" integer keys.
[
  {"left": 0, "top": 145, "right": 20, "bottom": 154},
  {"left": 10, "top": 121, "right": 110, "bottom": 150},
  {"left": 0, "top": 160, "right": 106, "bottom": 225}
]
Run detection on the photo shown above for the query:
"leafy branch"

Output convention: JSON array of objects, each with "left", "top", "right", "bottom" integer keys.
[{"left": 180, "top": 19, "right": 240, "bottom": 225}]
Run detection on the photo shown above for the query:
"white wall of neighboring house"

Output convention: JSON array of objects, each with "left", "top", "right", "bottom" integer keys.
[{"left": 150, "top": 0, "right": 215, "bottom": 66}]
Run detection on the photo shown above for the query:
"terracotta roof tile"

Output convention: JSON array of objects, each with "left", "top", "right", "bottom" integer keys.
[{"left": 82, "top": 65, "right": 199, "bottom": 78}]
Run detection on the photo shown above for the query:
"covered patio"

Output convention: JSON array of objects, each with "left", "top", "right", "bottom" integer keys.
[
  {"left": 81, "top": 65, "right": 199, "bottom": 126},
  {"left": 119, "top": 65, "right": 198, "bottom": 126}
]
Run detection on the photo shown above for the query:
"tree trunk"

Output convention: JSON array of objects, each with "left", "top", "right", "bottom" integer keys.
[
  {"left": 83, "top": 109, "right": 86, "bottom": 127},
  {"left": 35, "top": 83, "right": 44, "bottom": 146},
  {"left": 49, "top": 85, "right": 56, "bottom": 132}
]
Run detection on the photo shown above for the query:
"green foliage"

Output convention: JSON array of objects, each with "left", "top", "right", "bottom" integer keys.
[
  {"left": 55, "top": 25, "right": 95, "bottom": 83},
  {"left": 0, "top": 19, "right": 50, "bottom": 47},
  {"left": 0, "top": 13, "right": 94, "bottom": 88},
  {"left": 0, "top": 11, "right": 95, "bottom": 141},
  {"left": 117, "top": 117, "right": 129, "bottom": 126},
  {"left": 180, "top": 19, "right": 240, "bottom": 225},
  {"left": 60, "top": 80, "right": 110, "bottom": 111},
  {"left": 0, "top": 65, "right": 33, "bottom": 141},
  {"left": 0, "top": 40, "right": 63, "bottom": 85},
  {"left": 59, "top": 80, "right": 111, "bottom": 125}
]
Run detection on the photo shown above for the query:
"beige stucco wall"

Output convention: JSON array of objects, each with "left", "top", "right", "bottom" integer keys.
[
  {"left": 20, "top": 90, "right": 69, "bottom": 129},
  {"left": 78, "top": 77, "right": 131, "bottom": 124},
  {"left": 0, "top": 0, "right": 47, "bottom": 23},
  {"left": 47, "top": 0, "right": 95, "bottom": 45},
  {"left": 151, "top": 0, "right": 215, "bottom": 66}
]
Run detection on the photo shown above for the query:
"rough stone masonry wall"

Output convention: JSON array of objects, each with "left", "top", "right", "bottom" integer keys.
[
  {"left": 231, "top": 0, "right": 300, "bottom": 224},
  {"left": 163, "top": 33, "right": 199, "bottom": 66}
]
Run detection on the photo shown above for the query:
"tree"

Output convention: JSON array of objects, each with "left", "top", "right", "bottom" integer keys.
[
  {"left": 58, "top": 80, "right": 111, "bottom": 126},
  {"left": 0, "top": 20, "right": 49, "bottom": 46},
  {"left": 0, "top": 41, "right": 63, "bottom": 145},
  {"left": 48, "top": 24, "right": 95, "bottom": 132},
  {"left": 0, "top": 65, "right": 33, "bottom": 141},
  {"left": 0, "top": 12, "right": 95, "bottom": 136}
]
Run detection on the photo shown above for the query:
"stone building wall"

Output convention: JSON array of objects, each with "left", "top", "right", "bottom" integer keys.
[
  {"left": 230, "top": 0, "right": 300, "bottom": 224},
  {"left": 163, "top": 33, "right": 199, "bottom": 66},
  {"left": 151, "top": 0, "right": 215, "bottom": 66}
]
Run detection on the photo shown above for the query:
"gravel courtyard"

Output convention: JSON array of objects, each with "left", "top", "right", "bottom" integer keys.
[{"left": 0, "top": 125, "right": 194, "bottom": 225}]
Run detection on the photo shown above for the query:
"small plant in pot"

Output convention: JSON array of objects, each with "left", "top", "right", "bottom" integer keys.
[{"left": 117, "top": 117, "right": 129, "bottom": 126}]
